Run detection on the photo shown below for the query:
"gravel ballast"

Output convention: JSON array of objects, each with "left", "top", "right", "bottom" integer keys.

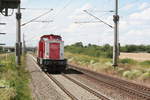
[
  {"left": 52, "top": 74, "right": 100, "bottom": 100},
  {"left": 26, "top": 55, "right": 70, "bottom": 100}
]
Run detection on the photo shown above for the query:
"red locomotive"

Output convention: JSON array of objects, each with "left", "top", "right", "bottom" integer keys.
[{"left": 37, "top": 34, "right": 67, "bottom": 72}]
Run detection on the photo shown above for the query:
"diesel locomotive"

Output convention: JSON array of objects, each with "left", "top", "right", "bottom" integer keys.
[{"left": 37, "top": 34, "right": 67, "bottom": 72}]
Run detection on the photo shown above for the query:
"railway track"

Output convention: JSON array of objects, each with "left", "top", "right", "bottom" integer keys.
[
  {"left": 29, "top": 54, "right": 150, "bottom": 100},
  {"left": 69, "top": 64, "right": 150, "bottom": 100},
  {"left": 30, "top": 54, "right": 110, "bottom": 100},
  {"left": 47, "top": 73, "right": 110, "bottom": 100},
  {"left": 47, "top": 74, "right": 78, "bottom": 100},
  {"left": 61, "top": 73, "right": 110, "bottom": 100}
]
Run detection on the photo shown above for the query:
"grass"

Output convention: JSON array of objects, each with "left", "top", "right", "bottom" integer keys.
[
  {"left": 119, "top": 58, "right": 137, "bottom": 65},
  {"left": 0, "top": 53, "right": 32, "bottom": 100},
  {"left": 140, "top": 60, "right": 150, "bottom": 67},
  {"left": 65, "top": 52, "right": 115, "bottom": 74},
  {"left": 65, "top": 52, "right": 150, "bottom": 81}
]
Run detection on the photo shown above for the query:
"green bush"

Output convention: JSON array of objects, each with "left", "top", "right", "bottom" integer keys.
[
  {"left": 116, "top": 68, "right": 125, "bottom": 75},
  {"left": 120, "top": 45, "right": 150, "bottom": 53},
  {"left": 123, "top": 71, "right": 134, "bottom": 79},
  {"left": 66, "top": 43, "right": 150, "bottom": 57},
  {"left": 140, "top": 61, "right": 150, "bottom": 66},
  {"left": 131, "top": 70, "right": 143, "bottom": 77},
  {"left": 139, "top": 72, "right": 150, "bottom": 80},
  {"left": 120, "top": 58, "right": 137, "bottom": 64},
  {"left": 65, "top": 43, "right": 113, "bottom": 58}
]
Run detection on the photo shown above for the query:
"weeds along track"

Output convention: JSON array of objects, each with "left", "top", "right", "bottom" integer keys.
[
  {"left": 69, "top": 64, "right": 150, "bottom": 100},
  {"left": 30, "top": 54, "right": 110, "bottom": 100}
]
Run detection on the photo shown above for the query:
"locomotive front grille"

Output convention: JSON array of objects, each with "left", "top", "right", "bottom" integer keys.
[{"left": 42, "top": 59, "right": 67, "bottom": 66}]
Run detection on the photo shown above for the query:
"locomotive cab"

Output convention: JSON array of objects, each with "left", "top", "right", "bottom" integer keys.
[{"left": 37, "top": 34, "right": 67, "bottom": 72}]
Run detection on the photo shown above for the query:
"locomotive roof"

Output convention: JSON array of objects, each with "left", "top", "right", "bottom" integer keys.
[
  {"left": 40, "top": 34, "right": 62, "bottom": 40},
  {"left": 41, "top": 34, "right": 61, "bottom": 37}
]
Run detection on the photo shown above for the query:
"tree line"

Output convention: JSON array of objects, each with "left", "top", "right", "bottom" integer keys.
[
  {"left": 120, "top": 45, "right": 150, "bottom": 53},
  {"left": 65, "top": 42, "right": 150, "bottom": 58}
]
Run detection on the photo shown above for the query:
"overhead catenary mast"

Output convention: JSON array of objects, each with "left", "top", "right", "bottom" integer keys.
[
  {"left": 113, "top": 0, "right": 119, "bottom": 66},
  {"left": 16, "top": 4, "right": 22, "bottom": 65},
  {"left": 82, "top": 1, "right": 120, "bottom": 67}
]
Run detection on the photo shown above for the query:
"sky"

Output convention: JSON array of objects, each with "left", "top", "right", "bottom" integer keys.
[{"left": 0, "top": 0, "right": 150, "bottom": 46}]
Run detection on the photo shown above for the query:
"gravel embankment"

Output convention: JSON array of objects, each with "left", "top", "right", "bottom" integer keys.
[{"left": 26, "top": 55, "right": 70, "bottom": 100}]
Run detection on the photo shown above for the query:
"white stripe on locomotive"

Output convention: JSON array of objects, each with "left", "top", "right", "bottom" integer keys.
[
  {"left": 44, "top": 40, "right": 64, "bottom": 60},
  {"left": 45, "top": 40, "right": 49, "bottom": 59},
  {"left": 60, "top": 41, "right": 64, "bottom": 60}
]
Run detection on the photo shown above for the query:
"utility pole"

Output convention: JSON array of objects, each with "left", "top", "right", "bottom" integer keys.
[
  {"left": 16, "top": 4, "right": 22, "bottom": 65},
  {"left": 113, "top": 0, "right": 119, "bottom": 66}
]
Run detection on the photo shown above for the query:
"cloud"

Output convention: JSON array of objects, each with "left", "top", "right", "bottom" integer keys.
[
  {"left": 74, "top": 3, "right": 92, "bottom": 14},
  {"left": 119, "top": 6, "right": 150, "bottom": 45},
  {"left": 63, "top": 23, "right": 78, "bottom": 33},
  {"left": 69, "top": 3, "right": 93, "bottom": 21},
  {"left": 121, "top": 3, "right": 136, "bottom": 11},
  {"left": 130, "top": 7, "right": 150, "bottom": 21},
  {"left": 139, "top": 2, "right": 150, "bottom": 10},
  {"left": 120, "top": 29, "right": 150, "bottom": 45},
  {"left": 21, "top": 0, "right": 29, "bottom": 3}
]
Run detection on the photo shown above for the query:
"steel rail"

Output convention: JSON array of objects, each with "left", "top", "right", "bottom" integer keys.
[
  {"left": 69, "top": 64, "right": 150, "bottom": 100},
  {"left": 47, "top": 74, "right": 78, "bottom": 100},
  {"left": 62, "top": 73, "right": 110, "bottom": 100},
  {"left": 103, "top": 73, "right": 150, "bottom": 95}
]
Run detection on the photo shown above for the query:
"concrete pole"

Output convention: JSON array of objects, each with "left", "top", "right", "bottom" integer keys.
[
  {"left": 16, "top": 4, "right": 22, "bottom": 65},
  {"left": 113, "top": 0, "right": 119, "bottom": 66}
]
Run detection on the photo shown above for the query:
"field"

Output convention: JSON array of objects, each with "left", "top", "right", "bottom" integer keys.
[
  {"left": 65, "top": 52, "right": 150, "bottom": 86},
  {"left": 120, "top": 53, "right": 150, "bottom": 61}
]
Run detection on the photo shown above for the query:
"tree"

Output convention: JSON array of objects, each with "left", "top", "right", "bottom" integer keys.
[{"left": 73, "top": 42, "right": 83, "bottom": 47}]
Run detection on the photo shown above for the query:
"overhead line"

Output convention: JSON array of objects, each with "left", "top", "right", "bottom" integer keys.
[
  {"left": 36, "top": 0, "right": 73, "bottom": 38},
  {"left": 83, "top": 10, "right": 113, "bottom": 28},
  {"left": 53, "top": 0, "right": 73, "bottom": 19},
  {"left": 21, "top": 8, "right": 53, "bottom": 10},
  {"left": 87, "top": 10, "right": 114, "bottom": 13},
  {"left": 21, "top": 9, "right": 53, "bottom": 26},
  {"left": 32, "top": 20, "right": 53, "bottom": 23},
  {"left": 75, "top": 21, "right": 102, "bottom": 24}
]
